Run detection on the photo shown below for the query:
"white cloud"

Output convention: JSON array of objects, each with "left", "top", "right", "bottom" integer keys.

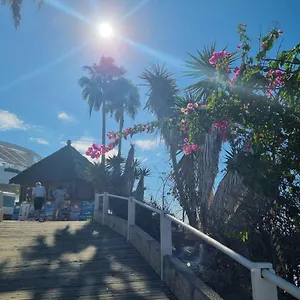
[
  {"left": 135, "top": 138, "right": 162, "bottom": 151},
  {"left": 136, "top": 156, "right": 149, "bottom": 164},
  {"left": 66, "top": 136, "right": 117, "bottom": 163},
  {"left": 57, "top": 112, "right": 75, "bottom": 122},
  {"left": 30, "top": 137, "right": 49, "bottom": 145},
  {"left": 0, "top": 110, "right": 29, "bottom": 131}
]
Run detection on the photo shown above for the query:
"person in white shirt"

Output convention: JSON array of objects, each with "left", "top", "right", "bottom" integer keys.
[
  {"left": 32, "top": 182, "right": 46, "bottom": 221},
  {"left": 52, "top": 186, "right": 69, "bottom": 220}
]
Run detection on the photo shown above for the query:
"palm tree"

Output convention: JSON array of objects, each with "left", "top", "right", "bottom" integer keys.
[
  {"left": 140, "top": 48, "right": 233, "bottom": 230},
  {"left": 134, "top": 167, "right": 151, "bottom": 201},
  {"left": 2, "top": 0, "right": 43, "bottom": 28},
  {"left": 108, "top": 77, "right": 140, "bottom": 157},
  {"left": 140, "top": 65, "right": 202, "bottom": 227},
  {"left": 78, "top": 56, "right": 125, "bottom": 166}
]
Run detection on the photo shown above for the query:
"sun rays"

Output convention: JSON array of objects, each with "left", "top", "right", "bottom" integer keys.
[{"left": 1, "top": 0, "right": 181, "bottom": 91}]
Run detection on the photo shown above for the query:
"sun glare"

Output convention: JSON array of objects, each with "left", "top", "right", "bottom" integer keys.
[{"left": 98, "top": 23, "right": 113, "bottom": 38}]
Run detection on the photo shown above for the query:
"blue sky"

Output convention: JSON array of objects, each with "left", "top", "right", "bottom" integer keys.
[{"left": 0, "top": 0, "right": 299, "bottom": 209}]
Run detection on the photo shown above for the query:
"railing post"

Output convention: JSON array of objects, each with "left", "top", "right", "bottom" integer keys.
[
  {"left": 160, "top": 212, "right": 172, "bottom": 280},
  {"left": 102, "top": 192, "right": 109, "bottom": 225},
  {"left": 0, "top": 191, "right": 3, "bottom": 222},
  {"left": 251, "top": 263, "right": 278, "bottom": 300},
  {"left": 127, "top": 197, "right": 136, "bottom": 241},
  {"left": 94, "top": 193, "right": 100, "bottom": 220}
]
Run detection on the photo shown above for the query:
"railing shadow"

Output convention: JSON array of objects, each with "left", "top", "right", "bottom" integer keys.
[{"left": 0, "top": 222, "right": 173, "bottom": 299}]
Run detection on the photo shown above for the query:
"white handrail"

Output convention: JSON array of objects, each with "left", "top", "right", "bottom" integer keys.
[
  {"left": 131, "top": 198, "right": 162, "bottom": 214},
  {"left": 165, "top": 214, "right": 254, "bottom": 270},
  {"left": 108, "top": 193, "right": 131, "bottom": 201},
  {"left": 262, "top": 269, "right": 300, "bottom": 299},
  {"left": 95, "top": 192, "right": 300, "bottom": 300}
]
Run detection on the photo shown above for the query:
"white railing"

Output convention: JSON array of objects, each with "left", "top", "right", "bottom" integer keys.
[{"left": 95, "top": 192, "right": 300, "bottom": 300}]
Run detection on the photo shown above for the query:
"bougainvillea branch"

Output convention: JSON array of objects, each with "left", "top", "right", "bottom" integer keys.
[{"left": 86, "top": 24, "right": 296, "bottom": 161}]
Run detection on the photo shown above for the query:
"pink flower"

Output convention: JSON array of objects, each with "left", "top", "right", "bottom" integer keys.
[
  {"left": 243, "top": 24, "right": 247, "bottom": 27},
  {"left": 184, "top": 109, "right": 189, "bottom": 115},
  {"left": 261, "top": 42, "right": 266, "bottom": 49},
  {"left": 209, "top": 56, "right": 217, "bottom": 65},
  {"left": 183, "top": 144, "right": 193, "bottom": 155},
  {"left": 187, "top": 103, "right": 194, "bottom": 110},
  {"left": 213, "top": 51, "right": 219, "bottom": 58},
  {"left": 193, "top": 103, "right": 199, "bottom": 108},
  {"left": 234, "top": 66, "right": 240, "bottom": 75},
  {"left": 200, "top": 104, "right": 208, "bottom": 109},
  {"left": 183, "top": 138, "right": 189, "bottom": 143},
  {"left": 192, "top": 144, "right": 198, "bottom": 151},
  {"left": 107, "top": 142, "right": 115, "bottom": 150}
]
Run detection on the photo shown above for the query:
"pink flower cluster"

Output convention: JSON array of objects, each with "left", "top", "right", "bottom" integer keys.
[
  {"left": 182, "top": 138, "right": 199, "bottom": 155},
  {"left": 86, "top": 122, "right": 158, "bottom": 159},
  {"left": 180, "top": 119, "right": 189, "bottom": 134},
  {"left": 86, "top": 142, "right": 116, "bottom": 158},
  {"left": 209, "top": 51, "right": 232, "bottom": 66},
  {"left": 229, "top": 66, "right": 241, "bottom": 87},
  {"left": 265, "top": 69, "right": 284, "bottom": 98},
  {"left": 181, "top": 102, "right": 199, "bottom": 115},
  {"left": 212, "top": 120, "right": 229, "bottom": 141}
]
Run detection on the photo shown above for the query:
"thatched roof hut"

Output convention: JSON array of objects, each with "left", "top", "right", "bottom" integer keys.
[{"left": 9, "top": 141, "right": 94, "bottom": 202}]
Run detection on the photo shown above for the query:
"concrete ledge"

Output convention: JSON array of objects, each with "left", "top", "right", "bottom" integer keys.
[
  {"left": 94, "top": 211, "right": 222, "bottom": 299},
  {"left": 106, "top": 214, "right": 128, "bottom": 238},
  {"left": 164, "top": 256, "right": 223, "bottom": 300},
  {"left": 94, "top": 211, "right": 127, "bottom": 238},
  {"left": 94, "top": 210, "right": 102, "bottom": 223},
  {"left": 130, "top": 225, "right": 161, "bottom": 275}
]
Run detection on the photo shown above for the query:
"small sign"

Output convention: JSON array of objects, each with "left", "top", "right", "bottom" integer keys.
[{"left": 18, "top": 204, "right": 31, "bottom": 221}]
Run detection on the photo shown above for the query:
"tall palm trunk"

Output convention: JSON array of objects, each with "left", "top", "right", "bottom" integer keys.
[
  {"left": 101, "top": 100, "right": 106, "bottom": 167},
  {"left": 118, "top": 112, "right": 124, "bottom": 158},
  {"left": 169, "top": 145, "right": 199, "bottom": 228}
]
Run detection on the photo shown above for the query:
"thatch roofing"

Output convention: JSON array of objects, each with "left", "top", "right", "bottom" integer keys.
[{"left": 9, "top": 142, "right": 93, "bottom": 185}]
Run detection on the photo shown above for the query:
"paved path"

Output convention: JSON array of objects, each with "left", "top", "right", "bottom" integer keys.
[{"left": 0, "top": 221, "right": 174, "bottom": 299}]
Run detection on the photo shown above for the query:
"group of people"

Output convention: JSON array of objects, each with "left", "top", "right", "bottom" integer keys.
[{"left": 31, "top": 182, "right": 69, "bottom": 221}]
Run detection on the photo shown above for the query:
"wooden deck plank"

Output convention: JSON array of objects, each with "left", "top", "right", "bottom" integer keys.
[{"left": 0, "top": 221, "right": 175, "bottom": 300}]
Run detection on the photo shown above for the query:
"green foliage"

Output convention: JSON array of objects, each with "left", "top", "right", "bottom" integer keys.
[{"left": 182, "top": 24, "right": 300, "bottom": 298}]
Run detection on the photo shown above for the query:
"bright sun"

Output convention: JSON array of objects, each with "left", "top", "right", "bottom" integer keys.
[{"left": 98, "top": 23, "right": 113, "bottom": 38}]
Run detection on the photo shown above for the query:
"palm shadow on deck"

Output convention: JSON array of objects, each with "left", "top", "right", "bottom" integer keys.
[{"left": 0, "top": 222, "right": 174, "bottom": 300}]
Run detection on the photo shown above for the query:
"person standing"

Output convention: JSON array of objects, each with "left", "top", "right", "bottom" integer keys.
[
  {"left": 32, "top": 182, "right": 46, "bottom": 221},
  {"left": 52, "top": 186, "right": 69, "bottom": 221}
]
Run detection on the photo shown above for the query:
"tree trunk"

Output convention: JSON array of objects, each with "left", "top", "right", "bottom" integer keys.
[
  {"left": 118, "top": 113, "right": 124, "bottom": 157},
  {"left": 169, "top": 145, "right": 200, "bottom": 227},
  {"left": 101, "top": 100, "right": 106, "bottom": 168}
]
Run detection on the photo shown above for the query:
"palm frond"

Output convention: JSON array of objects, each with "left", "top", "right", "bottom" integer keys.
[
  {"left": 140, "top": 65, "right": 179, "bottom": 119},
  {"left": 107, "top": 77, "right": 141, "bottom": 123},
  {"left": 185, "top": 44, "right": 238, "bottom": 100},
  {"left": 2, "top": 0, "right": 43, "bottom": 28}
]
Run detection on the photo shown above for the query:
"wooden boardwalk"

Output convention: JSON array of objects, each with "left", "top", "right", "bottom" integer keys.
[{"left": 0, "top": 221, "right": 174, "bottom": 300}]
